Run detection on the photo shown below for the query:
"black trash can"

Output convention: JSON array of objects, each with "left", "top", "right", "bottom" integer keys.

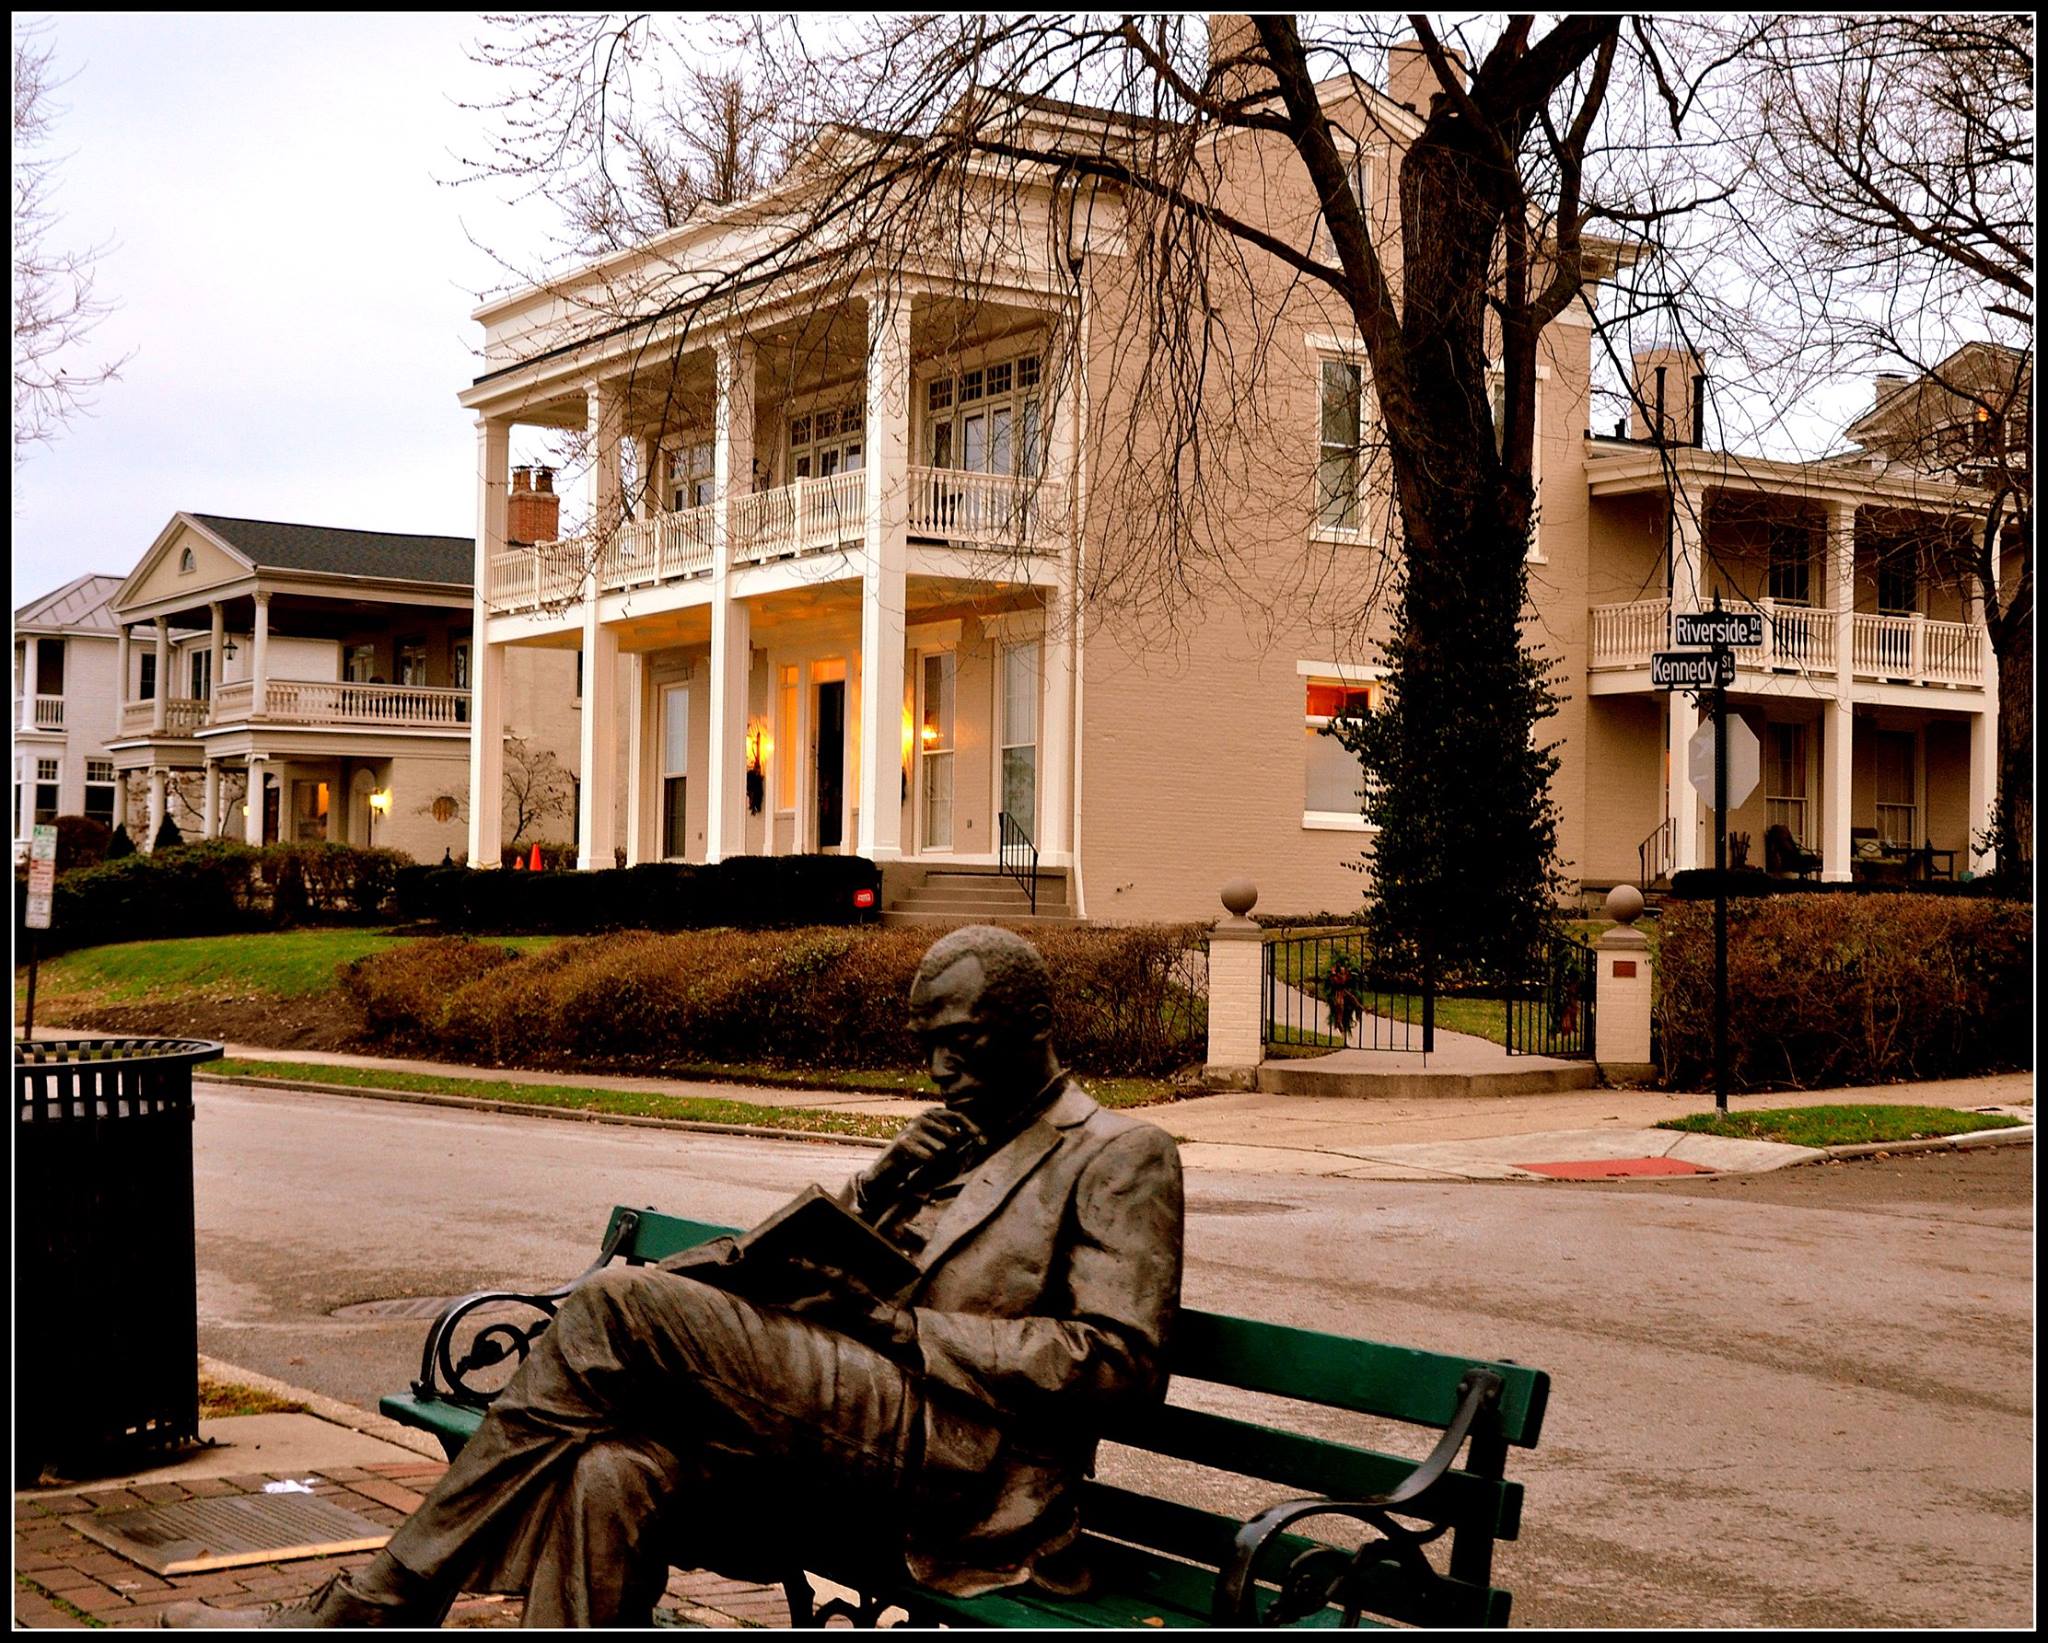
[{"left": 15, "top": 1036, "right": 224, "bottom": 1483}]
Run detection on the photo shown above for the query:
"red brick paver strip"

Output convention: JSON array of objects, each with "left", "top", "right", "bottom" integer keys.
[{"left": 1515, "top": 1155, "right": 1711, "bottom": 1179}]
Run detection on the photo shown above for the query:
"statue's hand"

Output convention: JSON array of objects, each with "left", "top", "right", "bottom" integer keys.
[{"left": 856, "top": 1107, "right": 979, "bottom": 1209}]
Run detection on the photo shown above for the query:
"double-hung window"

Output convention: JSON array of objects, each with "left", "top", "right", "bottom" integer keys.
[
  {"left": 34, "top": 756, "right": 61, "bottom": 827},
  {"left": 924, "top": 354, "right": 1044, "bottom": 478},
  {"left": 1316, "top": 358, "right": 1365, "bottom": 534},
  {"left": 1302, "top": 671, "right": 1383, "bottom": 828},
  {"left": 788, "top": 404, "right": 864, "bottom": 481},
  {"left": 1876, "top": 542, "right": 1918, "bottom": 615},
  {"left": 84, "top": 759, "right": 116, "bottom": 827},
  {"left": 662, "top": 684, "right": 690, "bottom": 859},
  {"left": 667, "top": 439, "right": 714, "bottom": 511},
  {"left": 918, "top": 652, "right": 957, "bottom": 851},
  {"left": 189, "top": 647, "right": 213, "bottom": 702},
  {"left": 1768, "top": 523, "right": 1813, "bottom": 605}
]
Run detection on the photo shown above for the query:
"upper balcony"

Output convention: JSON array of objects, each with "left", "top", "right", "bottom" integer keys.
[
  {"left": 14, "top": 694, "right": 65, "bottom": 732},
  {"left": 487, "top": 466, "right": 1069, "bottom": 617},
  {"left": 1589, "top": 596, "right": 1988, "bottom": 693},
  {"left": 117, "top": 679, "right": 469, "bottom": 741}
]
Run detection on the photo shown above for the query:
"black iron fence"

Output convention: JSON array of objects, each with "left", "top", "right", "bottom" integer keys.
[
  {"left": 1503, "top": 934, "right": 1596, "bottom": 1059},
  {"left": 1263, "top": 932, "right": 1435, "bottom": 1053}
]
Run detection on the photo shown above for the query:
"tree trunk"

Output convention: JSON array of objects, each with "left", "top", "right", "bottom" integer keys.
[{"left": 1989, "top": 573, "right": 2032, "bottom": 881}]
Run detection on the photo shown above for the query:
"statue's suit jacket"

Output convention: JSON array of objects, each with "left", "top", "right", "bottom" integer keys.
[{"left": 887, "top": 1078, "right": 1184, "bottom": 1593}]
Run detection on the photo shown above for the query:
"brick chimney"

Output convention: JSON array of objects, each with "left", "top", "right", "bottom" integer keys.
[
  {"left": 508, "top": 464, "right": 559, "bottom": 546},
  {"left": 1629, "top": 348, "right": 1708, "bottom": 446},
  {"left": 1206, "top": 14, "right": 1275, "bottom": 102},
  {"left": 1387, "top": 34, "right": 1464, "bottom": 116}
]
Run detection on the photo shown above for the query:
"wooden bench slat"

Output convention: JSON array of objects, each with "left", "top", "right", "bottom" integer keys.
[
  {"left": 1168, "top": 1313, "right": 1549, "bottom": 1448},
  {"left": 1114, "top": 1405, "right": 1519, "bottom": 1535}
]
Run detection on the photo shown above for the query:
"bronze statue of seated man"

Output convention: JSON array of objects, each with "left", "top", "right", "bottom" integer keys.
[{"left": 166, "top": 925, "right": 1186, "bottom": 1628}]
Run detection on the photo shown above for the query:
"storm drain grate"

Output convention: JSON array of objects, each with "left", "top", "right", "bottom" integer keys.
[{"left": 71, "top": 1492, "right": 390, "bottom": 1575}]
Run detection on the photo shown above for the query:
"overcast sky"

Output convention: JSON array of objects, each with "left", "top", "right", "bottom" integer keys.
[{"left": 11, "top": 11, "right": 555, "bottom": 606}]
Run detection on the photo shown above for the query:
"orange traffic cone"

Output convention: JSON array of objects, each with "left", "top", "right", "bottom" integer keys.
[
  {"left": 529, "top": 842, "right": 544, "bottom": 873},
  {"left": 512, "top": 853, "right": 525, "bottom": 871}
]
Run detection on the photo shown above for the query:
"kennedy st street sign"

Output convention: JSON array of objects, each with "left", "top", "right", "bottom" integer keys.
[
  {"left": 1651, "top": 649, "right": 1736, "bottom": 689},
  {"left": 1673, "top": 609, "right": 1765, "bottom": 649}
]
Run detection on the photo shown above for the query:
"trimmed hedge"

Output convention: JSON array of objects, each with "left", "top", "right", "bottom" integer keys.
[
  {"left": 17, "top": 840, "right": 413, "bottom": 953},
  {"left": 1657, "top": 892, "right": 2031, "bottom": 1091},
  {"left": 393, "top": 855, "right": 885, "bottom": 935},
  {"left": 338, "top": 923, "right": 1207, "bottom": 1077}
]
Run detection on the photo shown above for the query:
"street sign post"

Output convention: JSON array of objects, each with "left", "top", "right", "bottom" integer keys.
[{"left": 23, "top": 822, "right": 57, "bottom": 1035}]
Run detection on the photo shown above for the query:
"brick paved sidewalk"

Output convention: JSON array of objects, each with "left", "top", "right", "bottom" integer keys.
[{"left": 15, "top": 1461, "right": 790, "bottom": 1629}]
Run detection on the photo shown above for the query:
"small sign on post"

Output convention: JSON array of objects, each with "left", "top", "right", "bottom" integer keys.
[
  {"left": 1674, "top": 609, "right": 1765, "bottom": 649},
  {"left": 23, "top": 822, "right": 57, "bottom": 1036},
  {"left": 1652, "top": 650, "right": 1735, "bottom": 690}
]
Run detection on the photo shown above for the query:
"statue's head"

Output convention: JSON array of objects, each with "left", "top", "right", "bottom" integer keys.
[{"left": 908, "top": 925, "right": 1058, "bottom": 1114}]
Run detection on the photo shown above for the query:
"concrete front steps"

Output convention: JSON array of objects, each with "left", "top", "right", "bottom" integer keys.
[{"left": 882, "top": 865, "right": 1080, "bottom": 928}]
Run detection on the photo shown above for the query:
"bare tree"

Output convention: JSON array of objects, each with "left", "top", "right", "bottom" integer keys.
[
  {"left": 1728, "top": 14, "right": 2033, "bottom": 882},
  {"left": 460, "top": 15, "right": 1732, "bottom": 967},
  {"left": 502, "top": 733, "right": 573, "bottom": 848},
  {"left": 12, "top": 19, "right": 128, "bottom": 460}
]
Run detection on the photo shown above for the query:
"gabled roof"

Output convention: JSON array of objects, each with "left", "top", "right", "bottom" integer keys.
[
  {"left": 186, "top": 515, "right": 474, "bottom": 587},
  {"left": 15, "top": 573, "right": 125, "bottom": 635},
  {"left": 1847, "top": 340, "right": 2031, "bottom": 447}
]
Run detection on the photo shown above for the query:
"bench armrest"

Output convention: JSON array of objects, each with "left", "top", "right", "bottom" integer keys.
[
  {"left": 411, "top": 1211, "right": 644, "bottom": 1409},
  {"left": 1212, "top": 1366, "right": 1502, "bottom": 1626}
]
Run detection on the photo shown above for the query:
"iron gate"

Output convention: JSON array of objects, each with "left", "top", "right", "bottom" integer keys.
[
  {"left": 1503, "top": 934, "right": 1596, "bottom": 1059},
  {"left": 1263, "top": 933, "right": 1436, "bottom": 1053}
]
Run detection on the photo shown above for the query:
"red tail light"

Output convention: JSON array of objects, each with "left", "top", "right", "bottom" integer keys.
[{"left": 853, "top": 887, "right": 877, "bottom": 909}]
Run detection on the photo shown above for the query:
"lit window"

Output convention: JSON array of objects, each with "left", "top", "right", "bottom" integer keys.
[
  {"left": 662, "top": 684, "right": 690, "bottom": 859},
  {"left": 1303, "top": 677, "right": 1381, "bottom": 825},
  {"left": 919, "top": 652, "right": 956, "bottom": 850}
]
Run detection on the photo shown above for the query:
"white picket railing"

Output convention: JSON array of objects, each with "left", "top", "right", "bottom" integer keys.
[
  {"left": 1848, "top": 613, "right": 1983, "bottom": 685},
  {"left": 1588, "top": 598, "right": 1669, "bottom": 668},
  {"left": 907, "top": 467, "right": 1061, "bottom": 548},
  {"left": 732, "top": 471, "right": 867, "bottom": 564},
  {"left": 1745, "top": 600, "right": 1835, "bottom": 674},
  {"left": 255, "top": 680, "right": 469, "bottom": 728},
  {"left": 1918, "top": 618, "right": 1985, "bottom": 687},
  {"left": 601, "top": 505, "right": 716, "bottom": 592},
  {"left": 119, "top": 697, "right": 206, "bottom": 736},
  {"left": 488, "top": 537, "right": 591, "bottom": 613},
  {"left": 17, "top": 694, "right": 65, "bottom": 729}
]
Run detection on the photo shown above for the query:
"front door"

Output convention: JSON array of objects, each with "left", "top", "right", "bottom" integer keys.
[{"left": 814, "top": 680, "right": 845, "bottom": 851}]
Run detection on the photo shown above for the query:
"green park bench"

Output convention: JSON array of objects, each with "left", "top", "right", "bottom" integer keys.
[{"left": 381, "top": 1206, "right": 1550, "bottom": 1628}]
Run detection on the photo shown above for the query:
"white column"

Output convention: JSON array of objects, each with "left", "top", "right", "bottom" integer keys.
[
  {"left": 16, "top": 742, "right": 36, "bottom": 843},
  {"left": 623, "top": 654, "right": 648, "bottom": 865},
  {"left": 1665, "top": 493, "right": 1704, "bottom": 872},
  {"left": 152, "top": 623, "right": 171, "bottom": 733},
  {"left": 1819, "top": 500, "right": 1856, "bottom": 882},
  {"left": 20, "top": 631, "right": 39, "bottom": 717},
  {"left": 201, "top": 761, "right": 220, "bottom": 839},
  {"left": 1968, "top": 700, "right": 1998, "bottom": 876},
  {"left": 856, "top": 290, "right": 911, "bottom": 862},
  {"left": 244, "top": 760, "right": 267, "bottom": 846},
  {"left": 587, "top": 378, "right": 625, "bottom": 546},
  {"left": 146, "top": 767, "right": 167, "bottom": 850},
  {"left": 208, "top": 602, "right": 224, "bottom": 705},
  {"left": 115, "top": 624, "right": 131, "bottom": 718},
  {"left": 251, "top": 593, "right": 272, "bottom": 715},
  {"left": 1037, "top": 329, "right": 1080, "bottom": 865},
  {"left": 707, "top": 339, "right": 756, "bottom": 862},
  {"left": 468, "top": 417, "right": 510, "bottom": 869},
  {"left": 576, "top": 607, "right": 620, "bottom": 871}
]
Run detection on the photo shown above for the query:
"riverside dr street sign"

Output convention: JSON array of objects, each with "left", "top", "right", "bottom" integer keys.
[
  {"left": 1652, "top": 649, "right": 1736, "bottom": 689},
  {"left": 1674, "top": 609, "right": 1766, "bottom": 649},
  {"left": 1689, "top": 718, "right": 1760, "bottom": 809}
]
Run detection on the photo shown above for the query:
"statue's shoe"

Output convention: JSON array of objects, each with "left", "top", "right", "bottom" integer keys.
[{"left": 158, "top": 1572, "right": 425, "bottom": 1628}]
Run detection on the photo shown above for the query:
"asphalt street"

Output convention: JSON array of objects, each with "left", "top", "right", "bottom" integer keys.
[{"left": 188, "top": 1081, "right": 2033, "bottom": 1628}]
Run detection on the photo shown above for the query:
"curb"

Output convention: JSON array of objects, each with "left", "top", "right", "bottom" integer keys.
[
  {"left": 1815, "top": 1124, "right": 2032, "bottom": 1163},
  {"left": 196, "top": 1353, "right": 447, "bottom": 1462},
  {"left": 205, "top": 1073, "right": 891, "bottom": 1149}
]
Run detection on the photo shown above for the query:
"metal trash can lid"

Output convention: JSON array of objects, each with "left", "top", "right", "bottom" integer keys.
[{"left": 14, "top": 1037, "right": 227, "bottom": 1069}]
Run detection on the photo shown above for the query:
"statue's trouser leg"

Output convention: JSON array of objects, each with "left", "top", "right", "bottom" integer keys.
[{"left": 382, "top": 1268, "right": 919, "bottom": 1625}]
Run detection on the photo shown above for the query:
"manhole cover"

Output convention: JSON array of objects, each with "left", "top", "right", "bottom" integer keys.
[
  {"left": 72, "top": 1493, "right": 388, "bottom": 1575},
  {"left": 331, "top": 1296, "right": 457, "bottom": 1320}
]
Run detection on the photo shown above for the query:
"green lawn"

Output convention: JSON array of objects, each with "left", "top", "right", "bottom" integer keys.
[
  {"left": 16, "top": 928, "right": 556, "bottom": 1007},
  {"left": 1657, "top": 1104, "right": 2023, "bottom": 1149}
]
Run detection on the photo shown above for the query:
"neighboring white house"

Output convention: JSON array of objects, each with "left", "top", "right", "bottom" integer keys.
[{"left": 13, "top": 574, "right": 129, "bottom": 851}]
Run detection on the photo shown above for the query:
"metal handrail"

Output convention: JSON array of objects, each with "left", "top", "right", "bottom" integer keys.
[
  {"left": 1637, "top": 816, "right": 1675, "bottom": 886},
  {"left": 997, "top": 811, "right": 1039, "bottom": 915}
]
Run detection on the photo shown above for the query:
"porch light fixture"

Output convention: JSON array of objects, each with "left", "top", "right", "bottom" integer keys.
[
  {"left": 221, "top": 636, "right": 238, "bottom": 660},
  {"left": 369, "top": 789, "right": 392, "bottom": 813},
  {"left": 919, "top": 723, "right": 940, "bottom": 746}
]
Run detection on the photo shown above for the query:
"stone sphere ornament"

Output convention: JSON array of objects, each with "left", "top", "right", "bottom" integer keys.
[
  {"left": 1220, "top": 879, "right": 1259, "bottom": 919},
  {"left": 1603, "top": 883, "right": 1645, "bottom": 926}
]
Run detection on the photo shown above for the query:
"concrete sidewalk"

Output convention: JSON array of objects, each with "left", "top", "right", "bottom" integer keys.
[
  {"left": 15, "top": 1360, "right": 791, "bottom": 1628},
  {"left": 32, "top": 1025, "right": 2035, "bottom": 1182}
]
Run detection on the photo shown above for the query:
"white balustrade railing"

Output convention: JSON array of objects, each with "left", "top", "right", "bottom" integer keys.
[
  {"left": 1588, "top": 597, "right": 1669, "bottom": 668},
  {"left": 19, "top": 694, "right": 65, "bottom": 729},
  {"left": 255, "top": 679, "right": 470, "bottom": 728},
  {"left": 1743, "top": 600, "right": 1835, "bottom": 673},
  {"left": 1919, "top": 618, "right": 1984, "bottom": 686},
  {"left": 488, "top": 536, "right": 592, "bottom": 613},
  {"left": 602, "top": 505, "right": 716, "bottom": 591},
  {"left": 733, "top": 472, "right": 867, "bottom": 564},
  {"left": 907, "top": 467, "right": 1062, "bottom": 548},
  {"left": 211, "top": 680, "right": 254, "bottom": 720},
  {"left": 118, "top": 696, "right": 206, "bottom": 736},
  {"left": 120, "top": 699, "right": 154, "bottom": 735}
]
